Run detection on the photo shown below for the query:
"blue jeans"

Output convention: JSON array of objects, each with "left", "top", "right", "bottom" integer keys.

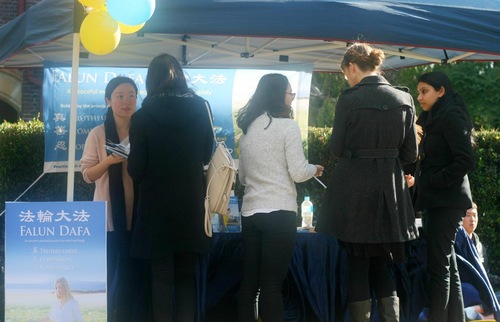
[{"left": 237, "top": 210, "right": 297, "bottom": 322}]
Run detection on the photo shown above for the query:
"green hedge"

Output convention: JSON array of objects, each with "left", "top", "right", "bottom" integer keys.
[
  {"left": 467, "top": 130, "right": 500, "bottom": 276},
  {"left": 0, "top": 119, "right": 45, "bottom": 207},
  {"left": 296, "top": 127, "right": 336, "bottom": 215},
  {"left": 1, "top": 121, "right": 499, "bottom": 277},
  {"left": 0, "top": 119, "right": 94, "bottom": 215}
]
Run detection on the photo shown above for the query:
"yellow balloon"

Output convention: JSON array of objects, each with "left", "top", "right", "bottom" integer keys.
[
  {"left": 80, "top": 10, "right": 121, "bottom": 55},
  {"left": 118, "top": 22, "right": 146, "bottom": 34},
  {"left": 78, "top": 0, "right": 106, "bottom": 7}
]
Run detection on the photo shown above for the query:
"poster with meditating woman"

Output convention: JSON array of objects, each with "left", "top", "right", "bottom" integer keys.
[{"left": 4, "top": 201, "right": 107, "bottom": 322}]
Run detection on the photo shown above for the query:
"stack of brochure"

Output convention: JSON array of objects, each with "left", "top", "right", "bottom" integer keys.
[
  {"left": 224, "top": 196, "right": 241, "bottom": 232},
  {"left": 211, "top": 195, "right": 241, "bottom": 233},
  {"left": 104, "top": 139, "right": 130, "bottom": 158}
]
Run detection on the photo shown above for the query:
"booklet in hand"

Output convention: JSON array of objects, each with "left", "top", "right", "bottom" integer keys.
[{"left": 105, "top": 139, "right": 130, "bottom": 158}]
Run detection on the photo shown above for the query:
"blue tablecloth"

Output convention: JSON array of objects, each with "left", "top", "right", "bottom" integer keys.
[
  {"left": 199, "top": 232, "right": 342, "bottom": 322},
  {"left": 198, "top": 232, "right": 430, "bottom": 322}
]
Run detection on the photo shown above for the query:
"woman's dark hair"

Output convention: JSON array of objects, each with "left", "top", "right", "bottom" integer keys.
[
  {"left": 417, "top": 71, "right": 455, "bottom": 95},
  {"left": 418, "top": 71, "right": 475, "bottom": 145},
  {"left": 146, "top": 53, "right": 189, "bottom": 95},
  {"left": 104, "top": 76, "right": 138, "bottom": 104},
  {"left": 236, "top": 73, "right": 293, "bottom": 134},
  {"left": 341, "top": 43, "right": 385, "bottom": 73}
]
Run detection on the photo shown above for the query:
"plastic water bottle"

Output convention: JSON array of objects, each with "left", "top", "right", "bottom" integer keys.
[{"left": 301, "top": 196, "right": 313, "bottom": 228}]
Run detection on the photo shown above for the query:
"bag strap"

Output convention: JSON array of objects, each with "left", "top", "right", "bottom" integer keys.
[
  {"left": 203, "top": 101, "right": 238, "bottom": 237},
  {"left": 205, "top": 101, "right": 217, "bottom": 144},
  {"left": 204, "top": 197, "right": 213, "bottom": 237},
  {"left": 204, "top": 101, "right": 217, "bottom": 237}
]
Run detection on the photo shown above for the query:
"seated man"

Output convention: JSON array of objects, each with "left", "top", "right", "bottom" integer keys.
[
  {"left": 462, "top": 203, "right": 485, "bottom": 265},
  {"left": 455, "top": 203, "right": 500, "bottom": 321}
]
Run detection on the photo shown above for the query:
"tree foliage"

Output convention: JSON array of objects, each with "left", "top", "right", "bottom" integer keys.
[
  {"left": 310, "top": 62, "right": 500, "bottom": 130},
  {"left": 309, "top": 73, "right": 346, "bottom": 127}
]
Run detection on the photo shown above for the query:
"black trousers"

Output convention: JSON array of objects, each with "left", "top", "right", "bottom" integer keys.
[
  {"left": 108, "top": 231, "right": 151, "bottom": 322},
  {"left": 423, "top": 207, "right": 466, "bottom": 322},
  {"left": 237, "top": 211, "right": 297, "bottom": 322},
  {"left": 151, "top": 252, "right": 198, "bottom": 322},
  {"left": 107, "top": 231, "right": 134, "bottom": 322},
  {"left": 346, "top": 255, "right": 396, "bottom": 303}
]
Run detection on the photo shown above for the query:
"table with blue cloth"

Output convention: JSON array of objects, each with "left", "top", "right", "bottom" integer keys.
[{"left": 198, "top": 232, "right": 429, "bottom": 322}]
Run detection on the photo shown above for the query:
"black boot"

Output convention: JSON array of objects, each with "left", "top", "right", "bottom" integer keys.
[
  {"left": 348, "top": 299, "right": 371, "bottom": 322},
  {"left": 377, "top": 296, "right": 399, "bottom": 322}
]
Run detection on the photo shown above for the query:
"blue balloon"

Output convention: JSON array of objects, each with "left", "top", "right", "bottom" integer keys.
[{"left": 107, "top": 0, "right": 156, "bottom": 26}]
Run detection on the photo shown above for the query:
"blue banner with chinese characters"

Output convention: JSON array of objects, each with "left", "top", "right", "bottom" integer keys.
[
  {"left": 4, "top": 201, "right": 107, "bottom": 321},
  {"left": 43, "top": 65, "right": 312, "bottom": 173},
  {"left": 42, "top": 65, "right": 147, "bottom": 173}
]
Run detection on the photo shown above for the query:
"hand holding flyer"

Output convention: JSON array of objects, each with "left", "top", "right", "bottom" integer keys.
[{"left": 104, "top": 139, "right": 130, "bottom": 158}]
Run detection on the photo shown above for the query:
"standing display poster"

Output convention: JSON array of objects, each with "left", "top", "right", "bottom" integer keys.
[
  {"left": 42, "top": 64, "right": 312, "bottom": 173},
  {"left": 4, "top": 201, "right": 107, "bottom": 321},
  {"left": 225, "top": 196, "right": 241, "bottom": 232}
]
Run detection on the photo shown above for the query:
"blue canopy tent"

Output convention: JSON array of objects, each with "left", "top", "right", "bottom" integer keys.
[{"left": 1, "top": 0, "right": 500, "bottom": 72}]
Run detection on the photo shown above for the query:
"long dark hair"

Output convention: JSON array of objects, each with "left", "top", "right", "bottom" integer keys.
[
  {"left": 417, "top": 71, "right": 466, "bottom": 109},
  {"left": 104, "top": 76, "right": 138, "bottom": 120},
  {"left": 105, "top": 76, "right": 138, "bottom": 104},
  {"left": 145, "top": 53, "right": 190, "bottom": 95},
  {"left": 417, "top": 71, "right": 454, "bottom": 95},
  {"left": 418, "top": 71, "right": 475, "bottom": 145},
  {"left": 236, "top": 73, "right": 293, "bottom": 134}
]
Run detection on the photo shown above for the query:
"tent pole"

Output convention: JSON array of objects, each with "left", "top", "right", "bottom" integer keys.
[{"left": 66, "top": 32, "right": 80, "bottom": 201}]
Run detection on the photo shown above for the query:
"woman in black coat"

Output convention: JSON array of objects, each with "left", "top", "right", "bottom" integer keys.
[
  {"left": 411, "top": 71, "right": 476, "bottom": 322},
  {"left": 127, "top": 53, "right": 214, "bottom": 322},
  {"left": 316, "top": 43, "right": 419, "bottom": 322}
]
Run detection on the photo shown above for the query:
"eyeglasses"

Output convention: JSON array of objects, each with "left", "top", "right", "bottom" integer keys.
[{"left": 286, "top": 92, "right": 296, "bottom": 98}]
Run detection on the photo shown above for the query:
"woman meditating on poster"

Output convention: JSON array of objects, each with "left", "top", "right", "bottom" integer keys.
[{"left": 47, "top": 277, "right": 83, "bottom": 322}]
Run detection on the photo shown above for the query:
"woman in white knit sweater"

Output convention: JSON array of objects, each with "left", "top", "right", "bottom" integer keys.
[{"left": 236, "top": 73, "right": 324, "bottom": 322}]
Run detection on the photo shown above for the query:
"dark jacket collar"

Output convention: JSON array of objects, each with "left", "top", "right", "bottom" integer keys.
[
  {"left": 357, "top": 75, "right": 391, "bottom": 86},
  {"left": 341, "top": 75, "right": 391, "bottom": 94}
]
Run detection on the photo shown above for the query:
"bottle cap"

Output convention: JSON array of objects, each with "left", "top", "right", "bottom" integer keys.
[{"left": 305, "top": 196, "right": 310, "bottom": 201}]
